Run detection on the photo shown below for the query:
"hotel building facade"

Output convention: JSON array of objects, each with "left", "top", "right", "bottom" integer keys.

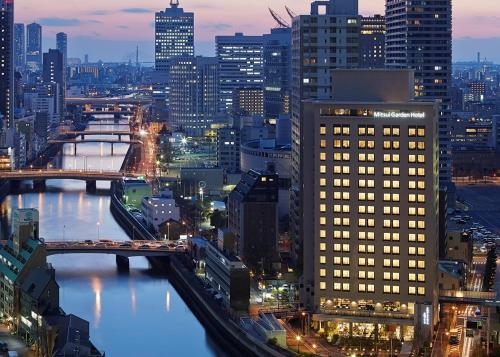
[{"left": 301, "top": 70, "right": 439, "bottom": 345}]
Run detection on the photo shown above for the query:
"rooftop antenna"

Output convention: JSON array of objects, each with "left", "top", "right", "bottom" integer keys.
[
  {"left": 171, "top": 0, "right": 179, "bottom": 8},
  {"left": 269, "top": 8, "right": 290, "bottom": 28},
  {"left": 285, "top": 5, "right": 296, "bottom": 19}
]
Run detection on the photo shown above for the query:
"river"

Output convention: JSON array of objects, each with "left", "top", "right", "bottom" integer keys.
[{"left": 0, "top": 120, "right": 222, "bottom": 357}]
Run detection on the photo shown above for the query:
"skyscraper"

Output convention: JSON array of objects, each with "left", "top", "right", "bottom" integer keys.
[
  {"left": 360, "top": 15, "right": 385, "bottom": 68},
  {"left": 56, "top": 32, "right": 68, "bottom": 68},
  {"left": 26, "top": 22, "right": 42, "bottom": 72},
  {"left": 216, "top": 33, "right": 264, "bottom": 113},
  {"left": 301, "top": 69, "right": 439, "bottom": 346},
  {"left": 154, "top": 0, "right": 194, "bottom": 72},
  {"left": 290, "top": 0, "right": 360, "bottom": 261},
  {"left": 14, "top": 23, "right": 25, "bottom": 71},
  {"left": 263, "top": 27, "right": 292, "bottom": 120},
  {"left": 0, "top": 0, "right": 14, "bottom": 135},
  {"left": 168, "top": 56, "right": 219, "bottom": 136},
  {"left": 42, "top": 49, "right": 64, "bottom": 124},
  {"left": 386, "top": 0, "right": 452, "bottom": 183}
]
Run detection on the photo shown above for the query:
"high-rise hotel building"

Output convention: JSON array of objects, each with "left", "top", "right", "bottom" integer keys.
[
  {"left": 301, "top": 70, "right": 439, "bottom": 344},
  {"left": 386, "top": 0, "right": 452, "bottom": 184},
  {"left": 291, "top": 0, "right": 360, "bottom": 262}
]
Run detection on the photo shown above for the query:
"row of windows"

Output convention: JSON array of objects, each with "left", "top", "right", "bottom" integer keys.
[
  {"left": 318, "top": 182, "right": 426, "bottom": 193},
  {"left": 319, "top": 282, "right": 426, "bottom": 296},
  {"left": 317, "top": 231, "right": 427, "bottom": 243},
  {"left": 319, "top": 125, "right": 426, "bottom": 137}
]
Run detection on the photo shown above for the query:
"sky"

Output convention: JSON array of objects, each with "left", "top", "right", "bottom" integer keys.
[{"left": 13, "top": 0, "right": 500, "bottom": 63}]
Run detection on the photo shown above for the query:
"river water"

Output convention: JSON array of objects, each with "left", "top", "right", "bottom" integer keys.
[{"left": 0, "top": 120, "right": 221, "bottom": 357}]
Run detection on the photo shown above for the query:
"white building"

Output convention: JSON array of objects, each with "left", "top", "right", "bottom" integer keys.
[
  {"left": 141, "top": 190, "right": 180, "bottom": 232},
  {"left": 301, "top": 70, "right": 439, "bottom": 346}
]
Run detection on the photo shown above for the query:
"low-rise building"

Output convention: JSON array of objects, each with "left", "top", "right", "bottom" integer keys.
[
  {"left": 438, "top": 260, "right": 466, "bottom": 291},
  {"left": 446, "top": 230, "right": 473, "bottom": 267},
  {"left": 141, "top": 190, "right": 180, "bottom": 233},
  {"left": 205, "top": 241, "right": 250, "bottom": 312}
]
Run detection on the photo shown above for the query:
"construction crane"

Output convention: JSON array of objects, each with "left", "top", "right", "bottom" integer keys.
[
  {"left": 269, "top": 7, "right": 290, "bottom": 28},
  {"left": 285, "top": 5, "right": 297, "bottom": 19}
]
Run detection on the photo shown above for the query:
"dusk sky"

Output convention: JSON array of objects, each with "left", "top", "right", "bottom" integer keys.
[{"left": 14, "top": 0, "right": 500, "bottom": 62}]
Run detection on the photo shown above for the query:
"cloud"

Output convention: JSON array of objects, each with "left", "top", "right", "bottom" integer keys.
[
  {"left": 39, "top": 17, "right": 82, "bottom": 27},
  {"left": 121, "top": 8, "right": 151, "bottom": 14},
  {"left": 88, "top": 10, "right": 110, "bottom": 16}
]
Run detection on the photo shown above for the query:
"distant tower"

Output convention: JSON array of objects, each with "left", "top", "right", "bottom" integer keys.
[
  {"left": 154, "top": 0, "right": 194, "bottom": 71},
  {"left": 477, "top": 52, "right": 481, "bottom": 64},
  {"left": 0, "top": 0, "right": 14, "bottom": 134},
  {"left": 136, "top": 45, "right": 139, "bottom": 67},
  {"left": 26, "top": 23, "right": 42, "bottom": 72},
  {"left": 56, "top": 32, "right": 68, "bottom": 68}
]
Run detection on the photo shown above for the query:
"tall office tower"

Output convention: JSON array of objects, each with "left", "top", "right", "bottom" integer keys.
[
  {"left": 26, "top": 23, "right": 42, "bottom": 72},
  {"left": 360, "top": 15, "right": 385, "bottom": 68},
  {"left": 301, "top": 69, "right": 439, "bottom": 346},
  {"left": 233, "top": 88, "right": 264, "bottom": 117},
  {"left": 216, "top": 33, "right": 264, "bottom": 113},
  {"left": 290, "top": 0, "right": 360, "bottom": 262},
  {"left": 168, "top": 56, "right": 218, "bottom": 136},
  {"left": 154, "top": 0, "right": 194, "bottom": 72},
  {"left": 0, "top": 0, "right": 14, "bottom": 137},
  {"left": 56, "top": 32, "right": 68, "bottom": 68},
  {"left": 386, "top": 0, "right": 452, "bottom": 183},
  {"left": 14, "top": 23, "right": 25, "bottom": 71},
  {"left": 42, "top": 49, "right": 64, "bottom": 124},
  {"left": 263, "top": 27, "right": 292, "bottom": 120}
]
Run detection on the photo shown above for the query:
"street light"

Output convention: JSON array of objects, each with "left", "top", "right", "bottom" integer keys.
[
  {"left": 167, "top": 222, "right": 171, "bottom": 241},
  {"left": 295, "top": 335, "right": 301, "bottom": 353}
]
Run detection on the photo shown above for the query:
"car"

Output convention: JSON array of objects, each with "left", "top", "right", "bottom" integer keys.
[
  {"left": 449, "top": 336, "right": 459, "bottom": 345},
  {"left": 0, "top": 342, "right": 7, "bottom": 352},
  {"left": 119, "top": 242, "right": 132, "bottom": 247},
  {"left": 138, "top": 244, "right": 150, "bottom": 249},
  {"left": 84, "top": 240, "right": 93, "bottom": 244}
]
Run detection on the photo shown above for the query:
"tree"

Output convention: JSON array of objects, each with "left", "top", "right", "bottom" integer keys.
[{"left": 210, "top": 209, "right": 227, "bottom": 229}]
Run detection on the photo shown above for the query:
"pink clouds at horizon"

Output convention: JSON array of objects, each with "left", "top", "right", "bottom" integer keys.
[{"left": 13, "top": 0, "right": 500, "bottom": 42}]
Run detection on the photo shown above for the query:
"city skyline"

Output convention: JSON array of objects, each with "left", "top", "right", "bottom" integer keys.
[{"left": 12, "top": 0, "right": 500, "bottom": 62}]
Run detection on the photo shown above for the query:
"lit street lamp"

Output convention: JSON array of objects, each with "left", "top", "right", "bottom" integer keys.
[{"left": 295, "top": 335, "right": 301, "bottom": 353}]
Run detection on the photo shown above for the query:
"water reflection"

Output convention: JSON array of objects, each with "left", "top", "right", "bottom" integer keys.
[
  {"left": 91, "top": 276, "right": 102, "bottom": 329},
  {"left": 0, "top": 120, "right": 222, "bottom": 357}
]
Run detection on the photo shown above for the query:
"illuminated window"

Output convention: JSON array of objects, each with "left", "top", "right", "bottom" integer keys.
[
  {"left": 320, "top": 256, "right": 326, "bottom": 264},
  {"left": 320, "top": 178, "right": 326, "bottom": 186},
  {"left": 320, "top": 165, "right": 326, "bottom": 173},
  {"left": 320, "top": 153, "right": 326, "bottom": 161},
  {"left": 320, "top": 191, "right": 326, "bottom": 199},
  {"left": 418, "top": 287, "right": 425, "bottom": 295},
  {"left": 320, "top": 140, "right": 326, "bottom": 148},
  {"left": 320, "top": 269, "right": 326, "bottom": 277},
  {"left": 384, "top": 285, "right": 391, "bottom": 293},
  {"left": 320, "top": 282, "right": 326, "bottom": 290},
  {"left": 320, "top": 243, "right": 326, "bottom": 251},
  {"left": 320, "top": 125, "right": 326, "bottom": 135},
  {"left": 409, "top": 286, "right": 416, "bottom": 295},
  {"left": 359, "top": 284, "right": 366, "bottom": 292}
]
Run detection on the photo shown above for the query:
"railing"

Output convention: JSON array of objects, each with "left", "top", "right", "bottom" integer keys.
[{"left": 319, "top": 307, "right": 414, "bottom": 320}]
